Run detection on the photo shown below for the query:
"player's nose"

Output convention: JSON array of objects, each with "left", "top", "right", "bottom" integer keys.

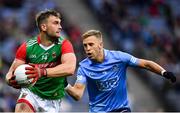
[
  {"left": 58, "top": 24, "right": 62, "bottom": 30},
  {"left": 86, "top": 45, "right": 91, "bottom": 51}
]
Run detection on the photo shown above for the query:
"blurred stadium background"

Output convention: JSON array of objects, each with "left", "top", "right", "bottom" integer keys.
[{"left": 0, "top": 0, "right": 179, "bottom": 112}]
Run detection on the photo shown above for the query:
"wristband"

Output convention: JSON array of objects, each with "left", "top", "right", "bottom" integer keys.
[
  {"left": 161, "top": 70, "right": 166, "bottom": 76},
  {"left": 44, "top": 68, "right": 47, "bottom": 77},
  {"left": 40, "top": 68, "right": 47, "bottom": 77},
  {"left": 65, "top": 84, "right": 71, "bottom": 90}
]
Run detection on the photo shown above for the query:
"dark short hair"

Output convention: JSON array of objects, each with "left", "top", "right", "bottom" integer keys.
[
  {"left": 82, "top": 30, "right": 102, "bottom": 40},
  {"left": 36, "top": 9, "right": 61, "bottom": 30}
]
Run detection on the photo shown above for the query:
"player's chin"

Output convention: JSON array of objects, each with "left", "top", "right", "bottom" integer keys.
[
  {"left": 52, "top": 32, "right": 60, "bottom": 38},
  {"left": 87, "top": 56, "right": 94, "bottom": 60},
  {"left": 55, "top": 34, "right": 60, "bottom": 38}
]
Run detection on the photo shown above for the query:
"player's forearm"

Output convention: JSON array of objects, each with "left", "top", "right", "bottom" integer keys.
[
  {"left": 65, "top": 85, "right": 82, "bottom": 101},
  {"left": 138, "top": 59, "right": 176, "bottom": 83},
  {"left": 46, "top": 63, "right": 76, "bottom": 77},
  {"left": 144, "top": 60, "right": 165, "bottom": 76},
  {"left": 8, "top": 59, "right": 24, "bottom": 72},
  {"left": 6, "top": 59, "right": 25, "bottom": 80}
]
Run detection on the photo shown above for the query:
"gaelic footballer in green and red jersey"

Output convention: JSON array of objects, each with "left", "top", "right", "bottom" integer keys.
[{"left": 15, "top": 36, "right": 74, "bottom": 100}]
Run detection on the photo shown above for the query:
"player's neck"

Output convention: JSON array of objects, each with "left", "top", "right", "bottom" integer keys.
[
  {"left": 95, "top": 49, "right": 104, "bottom": 63},
  {"left": 39, "top": 33, "right": 54, "bottom": 46}
]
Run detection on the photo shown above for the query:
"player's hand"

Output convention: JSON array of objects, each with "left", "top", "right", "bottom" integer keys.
[
  {"left": 25, "top": 64, "right": 47, "bottom": 83},
  {"left": 6, "top": 72, "right": 21, "bottom": 89},
  {"left": 163, "top": 71, "right": 176, "bottom": 83}
]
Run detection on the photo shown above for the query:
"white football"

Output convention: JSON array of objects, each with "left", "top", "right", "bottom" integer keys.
[{"left": 14, "top": 64, "right": 35, "bottom": 88}]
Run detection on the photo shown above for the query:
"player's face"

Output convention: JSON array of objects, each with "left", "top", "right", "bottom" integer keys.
[
  {"left": 44, "top": 15, "right": 62, "bottom": 38},
  {"left": 83, "top": 36, "right": 103, "bottom": 61}
]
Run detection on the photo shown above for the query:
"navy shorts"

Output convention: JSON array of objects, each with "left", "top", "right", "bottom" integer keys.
[{"left": 109, "top": 107, "right": 131, "bottom": 112}]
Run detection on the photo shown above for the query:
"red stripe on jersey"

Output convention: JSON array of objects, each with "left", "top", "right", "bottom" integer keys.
[
  {"left": 61, "top": 39, "right": 74, "bottom": 54},
  {"left": 15, "top": 42, "right": 26, "bottom": 61}
]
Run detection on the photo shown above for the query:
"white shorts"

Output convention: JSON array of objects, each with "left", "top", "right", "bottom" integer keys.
[{"left": 17, "top": 88, "right": 62, "bottom": 112}]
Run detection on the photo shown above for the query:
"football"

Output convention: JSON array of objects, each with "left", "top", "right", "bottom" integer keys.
[{"left": 14, "top": 64, "right": 35, "bottom": 88}]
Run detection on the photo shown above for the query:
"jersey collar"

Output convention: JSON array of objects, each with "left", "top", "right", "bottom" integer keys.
[
  {"left": 88, "top": 49, "right": 107, "bottom": 65},
  {"left": 37, "top": 35, "right": 60, "bottom": 44}
]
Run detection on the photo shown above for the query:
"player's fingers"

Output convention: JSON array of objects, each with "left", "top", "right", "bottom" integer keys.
[
  {"left": 27, "top": 74, "right": 37, "bottom": 79},
  {"left": 25, "top": 71, "right": 36, "bottom": 75},
  {"left": 13, "top": 85, "right": 21, "bottom": 89},
  {"left": 31, "top": 77, "right": 38, "bottom": 84},
  {"left": 28, "top": 63, "right": 36, "bottom": 67},
  {"left": 31, "top": 79, "right": 36, "bottom": 84},
  {"left": 8, "top": 80, "right": 18, "bottom": 88},
  {"left": 11, "top": 76, "right": 16, "bottom": 80},
  {"left": 25, "top": 67, "right": 34, "bottom": 71},
  {"left": 9, "top": 80, "right": 17, "bottom": 84}
]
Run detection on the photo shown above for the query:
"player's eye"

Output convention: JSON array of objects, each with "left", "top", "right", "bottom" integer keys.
[
  {"left": 53, "top": 21, "right": 59, "bottom": 25},
  {"left": 83, "top": 44, "right": 87, "bottom": 48},
  {"left": 89, "top": 43, "right": 94, "bottom": 46}
]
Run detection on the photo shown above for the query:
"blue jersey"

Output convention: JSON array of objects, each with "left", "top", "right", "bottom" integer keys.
[{"left": 76, "top": 49, "right": 139, "bottom": 112}]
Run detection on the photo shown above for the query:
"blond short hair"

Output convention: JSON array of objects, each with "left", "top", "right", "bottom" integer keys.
[{"left": 82, "top": 30, "right": 102, "bottom": 40}]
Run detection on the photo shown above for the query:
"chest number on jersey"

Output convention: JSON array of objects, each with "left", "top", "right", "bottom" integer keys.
[
  {"left": 96, "top": 76, "right": 119, "bottom": 91},
  {"left": 41, "top": 53, "right": 49, "bottom": 61}
]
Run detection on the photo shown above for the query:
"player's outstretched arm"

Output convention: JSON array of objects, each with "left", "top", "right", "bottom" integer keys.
[
  {"left": 65, "top": 82, "right": 86, "bottom": 101},
  {"left": 137, "top": 59, "right": 176, "bottom": 83},
  {"left": 5, "top": 59, "right": 25, "bottom": 89}
]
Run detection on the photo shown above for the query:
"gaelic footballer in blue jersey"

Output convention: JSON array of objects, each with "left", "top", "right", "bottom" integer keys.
[{"left": 65, "top": 30, "right": 176, "bottom": 112}]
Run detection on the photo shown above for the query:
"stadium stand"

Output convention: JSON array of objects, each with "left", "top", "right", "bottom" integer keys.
[{"left": 0, "top": 0, "right": 179, "bottom": 112}]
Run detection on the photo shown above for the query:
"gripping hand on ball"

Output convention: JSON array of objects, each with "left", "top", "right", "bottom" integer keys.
[
  {"left": 25, "top": 64, "right": 47, "bottom": 83},
  {"left": 6, "top": 72, "right": 21, "bottom": 89}
]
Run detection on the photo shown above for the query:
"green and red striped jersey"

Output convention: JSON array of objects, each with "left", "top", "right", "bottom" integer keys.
[{"left": 15, "top": 36, "right": 74, "bottom": 100}]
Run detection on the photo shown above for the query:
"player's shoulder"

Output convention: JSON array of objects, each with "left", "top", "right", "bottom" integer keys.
[
  {"left": 106, "top": 49, "right": 123, "bottom": 56},
  {"left": 79, "top": 58, "right": 89, "bottom": 67},
  {"left": 106, "top": 49, "right": 131, "bottom": 60},
  {"left": 26, "top": 36, "right": 37, "bottom": 47},
  {"left": 108, "top": 49, "right": 124, "bottom": 54}
]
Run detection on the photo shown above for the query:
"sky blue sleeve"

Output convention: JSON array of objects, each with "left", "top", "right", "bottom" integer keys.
[
  {"left": 75, "top": 67, "right": 87, "bottom": 84},
  {"left": 117, "top": 51, "right": 140, "bottom": 66}
]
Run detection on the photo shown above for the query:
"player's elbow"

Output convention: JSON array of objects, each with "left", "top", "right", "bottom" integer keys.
[
  {"left": 67, "top": 66, "right": 76, "bottom": 75},
  {"left": 64, "top": 63, "right": 76, "bottom": 75}
]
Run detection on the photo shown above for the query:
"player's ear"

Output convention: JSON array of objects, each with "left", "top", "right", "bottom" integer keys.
[{"left": 41, "top": 24, "right": 47, "bottom": 31}]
